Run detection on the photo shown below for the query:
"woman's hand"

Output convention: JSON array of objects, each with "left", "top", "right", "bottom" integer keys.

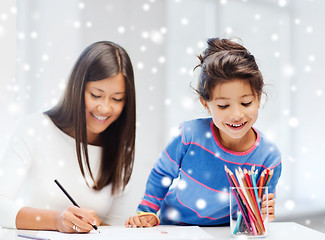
[
  {"left": 125, "top": 214, "right": 158, "bottom": 228},
  {"left": 261, "top": 193, "right": 275, "bottom": 222},
  {"left": 56, "top": 206, "right": 101, "bottom": 233}
]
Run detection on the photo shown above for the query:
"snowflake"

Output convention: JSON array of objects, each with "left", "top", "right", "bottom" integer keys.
[
  {"left": 180, "top": 18, "right": 188, "bottom": 25},
  {"left": 218, "top": 192, "right": 229, "bottom": 203},
  {"left": 308, "top": 55, "right": 315, "bottom": 62},
  {"left": 181, "top": 97, "right": 194, "bottom": 110},
  {"left": 161, "top": 177, "right": 172, "bottom": 187},
  {"left": 141, "top": 31, "right": 149, "bottom": 39},
  {"left": 165, "top": 99, "right": 171, "bottom": 105},
  {"left": 186, "top": 48, "right": 193, "bottom": 55},
  {"left": 118, "top": 26, "right": 125, "bottom": 34},
  {"left": 151, "top": 67, "right": 158, "bottom": 74},
  {"left": 58, "top": 160, "right": 65, "bottom": 167},
  {"left": 169, "top": 208, "right": 180, "bottom": 220},
  {"left": 158, "top": 56, "right": 165, "bottom": 64},
  {"left": 177, "top": 179, "right": 187, "bottom": 190},
  {"left": 284, "top": 199, "right": 295, "bottom": 210},
  {"left": 282, "top": 65, "right": 295, "bottom": 77},
  {"left": 73, "top": 21, "right": 81, "bottom": 29},
  {"left": 30, "top": 31, "right": 38, "bottom": 39},
  {"left": 1, "top": 13, "right": 8, "bottom": 21},
  {"left": 196, "top": 199, "right": 207, "bottom": 209},
  {"left": 78, "top": 2, "right": 85, "bottom": 9},
  {"left": 150, "top": 30, "right": 163, "bottom": 44},
  {"left": 225, "top": 27, "right": 233, "bottom": 34},
  {"left": 160, "top": 27, "right": 167, "bottom": 34},
  {"left": 42, "top": 54, "right": 49, "bottom": 61},
  {"left": 205, "top": 132, "right": 212, "bottom": 138},
  {"left": 278, "top": 0, "right": 287, "bottom": 7},
  {"left": 306, "top": 26, "right": 313, "bottom": 34},
  {"left": 143, "top": 4, "right": 150, "bottom": 11},
  {"left": 27, "top": 128, "right": 35, "bottom": 136},
  {"left": 288, "top": 117, "right": 299, "bottom": 128},
  {"left": 271, "top": 33, "right": 279, "bottom": 41},
  {"left": 86, "top": 21, "right": 92, "bottom": 28},
  {"left": 220, "top": 0, "right": 228, "bottom": 5},
  {"left": 254, "top": 14, "right": 261, "bottom": 21},
  {"left": 137, "top": 62, "right": 144, "bottom": 70},
  {"left": 23, "top": 64, "right": 30, "bottom": 71},
  {"left": 316, "top": 89, "right": 323, "bottom": 96},
  {"left": 294, "top": 18, "right": 301, "bottom": 25}
]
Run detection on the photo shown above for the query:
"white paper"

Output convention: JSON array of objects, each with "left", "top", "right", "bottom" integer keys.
[{"left": 37, "top": 226, "right": 214, "bottom": 240}]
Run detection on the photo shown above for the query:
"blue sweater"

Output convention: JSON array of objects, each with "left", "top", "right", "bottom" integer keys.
[{"left": 138, "top": 118, "right": 282, "bottom": 226}]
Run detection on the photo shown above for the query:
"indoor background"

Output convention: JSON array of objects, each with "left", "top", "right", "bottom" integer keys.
[{"left": 0, "top": 0, "right": 324, "bottom": 232}]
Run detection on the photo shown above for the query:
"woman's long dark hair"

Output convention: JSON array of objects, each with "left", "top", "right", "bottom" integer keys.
[{"left": 45, "top": 41, "right": 136, "bottom": 194}]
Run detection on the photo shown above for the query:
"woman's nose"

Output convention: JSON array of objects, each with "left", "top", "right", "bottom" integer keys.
[{"left": 98, "top": 100, "right": 112, "bottom": 114}]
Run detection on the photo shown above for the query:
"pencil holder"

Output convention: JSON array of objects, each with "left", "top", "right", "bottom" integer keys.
[{"left": 229, "top": 186, "right": 268, "bottom": 238}]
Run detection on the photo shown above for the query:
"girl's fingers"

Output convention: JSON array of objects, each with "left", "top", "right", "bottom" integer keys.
[{"left": 139, "top": 217, "right": 150, "bottom": 227}]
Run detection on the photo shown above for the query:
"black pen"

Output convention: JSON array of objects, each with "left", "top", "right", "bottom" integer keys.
[
  {"left": 54, "top": 179, "right": 100, "bottom": 232},
  {"left": 18, "top": 233, "right": 50, "bottom": 240}
]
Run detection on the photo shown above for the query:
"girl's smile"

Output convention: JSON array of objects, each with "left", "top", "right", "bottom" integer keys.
[{"left": 226, "top": 121, "right": 247, "bottom": 130}]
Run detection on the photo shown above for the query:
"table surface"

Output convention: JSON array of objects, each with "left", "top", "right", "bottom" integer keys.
[{"left": 1, "top": 222, "right": 325, "bottom": 240}]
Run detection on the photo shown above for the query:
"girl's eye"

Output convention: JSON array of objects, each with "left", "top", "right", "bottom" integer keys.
[
  {"left": 91, "top": 93, "right": 101, "bottom": 99},
  {"left": 218, "top": 105, "right": 229, "bottom": 109},
  {"left": 242, "top": 101, "right": 252, "bottom": 107}
]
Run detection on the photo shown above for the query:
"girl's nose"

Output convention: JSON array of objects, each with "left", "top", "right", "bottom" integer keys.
[{"left": 231, "top": 106, "right": 244, "bottom": 120}]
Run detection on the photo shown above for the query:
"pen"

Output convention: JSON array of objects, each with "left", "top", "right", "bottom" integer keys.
[
  {"left": 18, "top": 233, "right": 50, "bottom": 240},
  {"left": 54, "top": 179, "right": 100, "bottom": 232}
]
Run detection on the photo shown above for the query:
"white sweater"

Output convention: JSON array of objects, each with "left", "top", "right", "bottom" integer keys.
[{"left": 0, "top": 113, "right": 131, "bottom": 228}]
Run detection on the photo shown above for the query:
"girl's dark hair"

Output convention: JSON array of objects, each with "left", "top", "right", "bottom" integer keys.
[
  {"left": 45, "top": 41, "right": 136, "bottom": 194},
  {"left": 195, "top": 38, "right": 264, "bottom": 101}
]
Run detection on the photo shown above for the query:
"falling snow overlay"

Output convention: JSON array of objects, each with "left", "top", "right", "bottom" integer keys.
[{"left": 1, "top": 0, "right": 325, "bottom": 233}]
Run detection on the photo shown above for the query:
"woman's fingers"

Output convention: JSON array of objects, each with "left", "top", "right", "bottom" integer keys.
[{"left": 57, "top": 206, "right": 97, "bottom": 233}]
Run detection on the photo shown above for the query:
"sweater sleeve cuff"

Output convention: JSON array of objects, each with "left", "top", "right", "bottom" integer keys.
[
  {"left": 137, "top": 211, "right": 160, "bottom": 226},
  {"left": 0, "top": 197, "right": 22, "bottom": 229}
]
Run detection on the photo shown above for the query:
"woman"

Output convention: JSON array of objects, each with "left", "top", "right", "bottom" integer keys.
[{"left": 0, "top": 41, "right": 136, "bottom": 232}]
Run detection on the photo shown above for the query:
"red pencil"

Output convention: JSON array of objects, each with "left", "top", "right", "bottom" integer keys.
[
  {"left": 265, "top": 169, "right": 274, "bottom": 186},
  {"left": 258, "top": 171, "right": 265, "bottom": 199}
]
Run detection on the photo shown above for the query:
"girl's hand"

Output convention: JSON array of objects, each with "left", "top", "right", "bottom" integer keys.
[
  {"left": 56, "top": 206, "right": 100, "bottom": 233},
  {"left": 261, "top": 193, "right": 275, "bottom": 222},
  {"left": 125, "top": 214, "right": 158, "bottom": 228}
]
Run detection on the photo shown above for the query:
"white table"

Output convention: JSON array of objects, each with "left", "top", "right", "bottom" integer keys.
[{"left": 1, "top": 222, "right": 324, "bottom": 240}]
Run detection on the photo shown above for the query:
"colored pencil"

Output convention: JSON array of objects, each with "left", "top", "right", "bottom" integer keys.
[
  {"left": 224, "top": 166, "right": 251, "bottom": 233},
  {"left": 54, "top": 179, "right": 100, "bottom": 232}
]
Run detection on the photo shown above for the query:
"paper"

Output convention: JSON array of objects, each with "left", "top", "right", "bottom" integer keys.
[{"left": 37, "top": 226, "right": 214, "bottom": 240}]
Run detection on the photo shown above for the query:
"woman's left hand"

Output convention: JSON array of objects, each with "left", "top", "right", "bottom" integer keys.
[{"left": 261, "top": 193, "right": 275, "bottom": 222}]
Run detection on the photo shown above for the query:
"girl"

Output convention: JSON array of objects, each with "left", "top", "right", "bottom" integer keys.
[
  {"left": 0, "top": 41, "right": 136, "bottom": 232},
  {"left": 126, "top": 38, "right": 281, "bottom": 227}
]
